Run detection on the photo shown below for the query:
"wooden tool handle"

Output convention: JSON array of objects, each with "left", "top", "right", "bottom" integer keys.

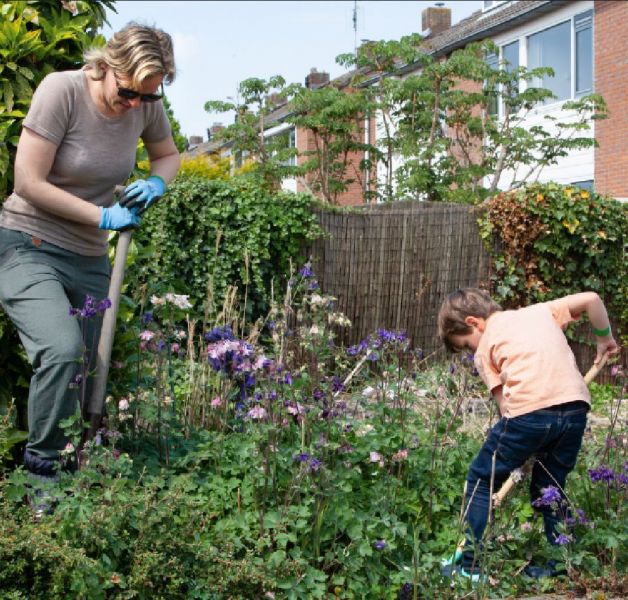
[{"left": 87, "top": 229, "right": 133, "bottom": 420}]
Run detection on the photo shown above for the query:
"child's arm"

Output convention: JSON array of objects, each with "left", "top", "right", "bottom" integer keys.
[{"left": 562, "top": 292, "right": 620, "bottom": 363}]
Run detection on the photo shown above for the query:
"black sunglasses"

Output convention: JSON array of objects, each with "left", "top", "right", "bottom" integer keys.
[{"left": 113, "top": 73, "right": 163, "bottom": 103}]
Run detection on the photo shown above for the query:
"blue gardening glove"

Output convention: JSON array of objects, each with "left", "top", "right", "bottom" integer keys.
[
  {"left": 99, "top": 203, "right": 141, "bottom": 231},
  {"left": 118, "top": 175, "right": 166, "bottom": 215}
]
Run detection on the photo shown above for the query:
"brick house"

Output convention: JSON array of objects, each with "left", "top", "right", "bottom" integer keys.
[{"left": 187, "top": 0, "right": 627, "bottom": 204}]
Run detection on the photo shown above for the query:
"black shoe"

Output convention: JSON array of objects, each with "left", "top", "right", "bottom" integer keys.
[{"left": 523, "top": 559, "right": 563, "bottom": 579}]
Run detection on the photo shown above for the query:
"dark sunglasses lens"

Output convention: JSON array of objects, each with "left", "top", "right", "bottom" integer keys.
[
  {"left": 117, "top": 87, "right": 162, "bottom": 102},
  {"left": 117, "top": 87, "right": 140, "bottom": 100},
  {"left": 140, "top": 93, "right": 163, "bottom": 102}
]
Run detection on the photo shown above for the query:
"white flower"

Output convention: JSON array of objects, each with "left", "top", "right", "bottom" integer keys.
[
  {"left": 150, "top": 295, "right": 166, "bottom": 306},
  {"left": 164, "top": 293, "right": 192, "bottom": 309},
  {"left": 356, "top": 424, "right": 374, "bottom": 436},
  {"left": 118, "top": 398, "right": 129, "bottom": 411},
  {"left": 362, "top": 386, "right": 376, "bottom": 398},
  {"left": 309, "top": 324, "right": 320, "bottom": 336}
]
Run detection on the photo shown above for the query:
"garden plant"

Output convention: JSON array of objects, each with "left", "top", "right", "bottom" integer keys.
[{"left": 0, "top": 263, "right": 625, "bottom": 599}]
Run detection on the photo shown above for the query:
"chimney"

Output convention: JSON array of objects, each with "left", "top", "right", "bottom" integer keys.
[
  {"left": 188, "top": 135, "right": 203, "bottom": 145},
  {"left": 422, "top": 4, "right": 451, "bottom": 37},
  {"left": 305, "top": 68, "right": 330, "bottom": 89},
  {"left": 210, "top": 122, "right": 224, "bottom": 137}
]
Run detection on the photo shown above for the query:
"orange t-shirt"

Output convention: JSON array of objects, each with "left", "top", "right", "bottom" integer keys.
[{"left": 474, "top": 298, "right": 590, "bottom": 417}]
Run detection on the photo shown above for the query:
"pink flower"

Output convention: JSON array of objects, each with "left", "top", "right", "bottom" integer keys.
[
  {"left": 392, "top": 448, "right": 408, "bottom": 461},
  {"left": 247, "top": 406, "right": 267, "bottom": 420},
  {"left": 369, "top": 451, "right": 382, "bottom": 463},
  {"left": 210, "top": 396, "right": 222, "bottom": 408},
  {"left": 139, "top": 330, "right": 154, "bottom": 341},
  {"left": 171, "top": 343, "right": 181, "bottom": 354}
]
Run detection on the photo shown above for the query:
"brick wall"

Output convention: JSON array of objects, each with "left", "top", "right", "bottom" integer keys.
[
  {"left": 594, "top": 0, "right": 628, "bottom": 199},
  {"left": 296, "top": 113, "right": 376, "bottom": 206}
]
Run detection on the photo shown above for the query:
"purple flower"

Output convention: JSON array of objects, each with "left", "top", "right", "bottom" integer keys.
[
  {"left": 332, "top": 376, "right": 345, "bottom": 393},
  {"left": 142, "top": 311, "right": 154, "bottom": 324},
  {"left": 282, "top": 373, "right": 293, "bottom": 385},
  {"left": 533, "top": 486, "right": 563, "bottom": 507},
  {"left": 295, "top": 453, "right": 311, "bottom": 463},
  {"left": 205, "top": 326, "right": 236, "bottom": 343},
  {"left": 69, "top": 307, "right": 80, "bottom": 316},
  {"left": 313, "top": 389, "right": 325, "bottom": 401},
  {"left": 309, "top": 458, "right": 322, "bottom": 472},
  {"left": 299, "top": 263, "right": 314, "bottom": 278},
  {"left": 554, "top": 533, "right": 572, "bottom": 545},
  {"left": 588, "top": 465, "right": 615, "bottom": 484},
  {"left": 374, "top": 539, "right": 386, "bottom": 550},
  {"left": 97, "top": 298, "right": 112, "bottom": 312}
]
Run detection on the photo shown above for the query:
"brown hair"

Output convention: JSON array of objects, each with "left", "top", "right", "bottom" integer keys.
[
  {"left": 84, "top": 22, "right": 175, "bottom": 87},
  {"left": 437, "top": 288, "right": 501, "bottom": 352}
]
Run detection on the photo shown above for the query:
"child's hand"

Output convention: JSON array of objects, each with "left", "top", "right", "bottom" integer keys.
[{"left": 595, "top": 335, "right": 620, "bottom": 364}]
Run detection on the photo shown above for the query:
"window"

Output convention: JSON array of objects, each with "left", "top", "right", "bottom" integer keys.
[
  {"left": 575, "top": 10, "right": 593, "bottom": 95},
  {"left": 572, "top": 179, "right": 594, "bottom": 192},
  {"left": 485, "top": 51, "right": 499, "bottom": 116},
  {"left": 528, "top": 20, "right": 571, "bottom": 102}
]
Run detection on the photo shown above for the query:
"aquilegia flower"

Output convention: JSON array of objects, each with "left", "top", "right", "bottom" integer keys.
[
  {"left": 374, "top": 539, "right": 386, "bottom": 550},
  {"left": 588, "top": 465, "right": 615, "bottom": 484},
  {"left": 533, "top": 485, "right": 563, "bottom": 507}
]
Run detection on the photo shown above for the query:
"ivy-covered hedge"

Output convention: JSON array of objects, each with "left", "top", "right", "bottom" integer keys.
[
  {"left": 479, "top": 182, "right": 627, "bottom": 343},
  {"left": 127, "top": 175, "right": 322, "bottom": 320}
]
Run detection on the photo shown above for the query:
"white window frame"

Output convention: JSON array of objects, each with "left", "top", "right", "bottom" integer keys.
[{"left": 491, "top": 6, "right": 593, "bottom": 116}]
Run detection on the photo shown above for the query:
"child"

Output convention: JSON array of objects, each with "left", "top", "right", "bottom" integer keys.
[{"left": 437, "top": 289, "right": 619, "bottom": 579}]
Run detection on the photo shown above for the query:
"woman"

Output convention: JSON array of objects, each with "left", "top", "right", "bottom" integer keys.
[{"left": 0, "top": 22, "right": 181, "bottom": 486}]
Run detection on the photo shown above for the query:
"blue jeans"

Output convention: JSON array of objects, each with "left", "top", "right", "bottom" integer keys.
[{"left": 462, "top": 401, "right": 588, "bottom": 570}]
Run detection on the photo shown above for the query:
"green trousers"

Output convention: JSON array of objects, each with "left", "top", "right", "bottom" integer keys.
[{"left": 0, "top": 227, "right": 110, "bottom": 459}]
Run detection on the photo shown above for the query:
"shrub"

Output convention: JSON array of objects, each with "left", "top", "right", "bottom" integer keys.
[
  {"left": 126, "top": 175, "right": 322, "bottom": 322},
  {"left": 479, "top": 182, "right": 627, "bottom": 342}
]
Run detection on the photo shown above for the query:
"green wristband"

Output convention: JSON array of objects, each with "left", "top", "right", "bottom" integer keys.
[{"left": 592, "top": 325, "right": 611, "bottom": 337}]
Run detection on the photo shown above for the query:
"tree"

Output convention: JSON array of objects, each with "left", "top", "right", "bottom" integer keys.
[
  {"left": 0, "top": 0, "right": 116, "bottom": 197},
  {"left": 338, "top": 38, "right": 607, "bottom": 203},
  {"left": 204, "top": 76, "right": 300, "bottom": 191},
  {"left": 287, "top": 84, "right": 373, "bottom": 204}
]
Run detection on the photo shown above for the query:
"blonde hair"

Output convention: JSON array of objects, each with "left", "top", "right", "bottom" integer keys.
[
  {"left": 437, "top": 288, "right": 501, "bottom": 351},
  {"left": 84, "top": 22, "right": 175, "bottom": 87}
]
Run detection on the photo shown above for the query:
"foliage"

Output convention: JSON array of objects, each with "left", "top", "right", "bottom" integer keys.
[
  {"left": 0, "top": 0, "right": 114, "bottom": 197},
  {"left": 205, "top": 76, "right": 301, "bottom": 191},
  {"left": 177, "top": 154, "right": 232, "bottom": 180},
  {"left": 125, "top": 176, "right": 322, "bottom": 324},
  {"left": 478, "top": 182, "right": 627, "bottom": 342},
  {"left": 338, "top": 39, "right": 606, "bottom": 203},
  {"left": 1, "top": 266, "right": 626, "bottom": 598}
]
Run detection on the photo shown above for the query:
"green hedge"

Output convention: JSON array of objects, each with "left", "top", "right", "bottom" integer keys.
[
  {"left": 126, "top": 175, "right": 322, "bottom": 321},
  {"left": 479, "top": 182, "right": 627, "bottom": 342}
]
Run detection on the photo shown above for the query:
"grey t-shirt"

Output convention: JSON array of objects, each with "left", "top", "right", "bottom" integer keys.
[{"left": 0, "top": 69, "right": 171, "bottom": 256}]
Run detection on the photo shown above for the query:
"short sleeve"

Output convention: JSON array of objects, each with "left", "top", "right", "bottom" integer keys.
[
  {"left": 545, "top": 298, "right": 575, "bottom": 330},
  {"left": 474, "top": 347, "right": 502, "bottom": 392},
  {"left": 141, "top": 102, "right": 172, "bottom": 143},
  {"left": 22, "top": 72, "right": 73, "bottom": 145}
]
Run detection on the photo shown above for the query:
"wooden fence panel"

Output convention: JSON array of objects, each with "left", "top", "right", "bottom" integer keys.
[{"left": 307, "top": 202, "right": 491, "bottom": 355}]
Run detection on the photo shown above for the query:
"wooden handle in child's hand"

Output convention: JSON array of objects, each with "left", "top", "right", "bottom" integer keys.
[{"left": 493, "top": 351, "right": 609, "bottom": 507}]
